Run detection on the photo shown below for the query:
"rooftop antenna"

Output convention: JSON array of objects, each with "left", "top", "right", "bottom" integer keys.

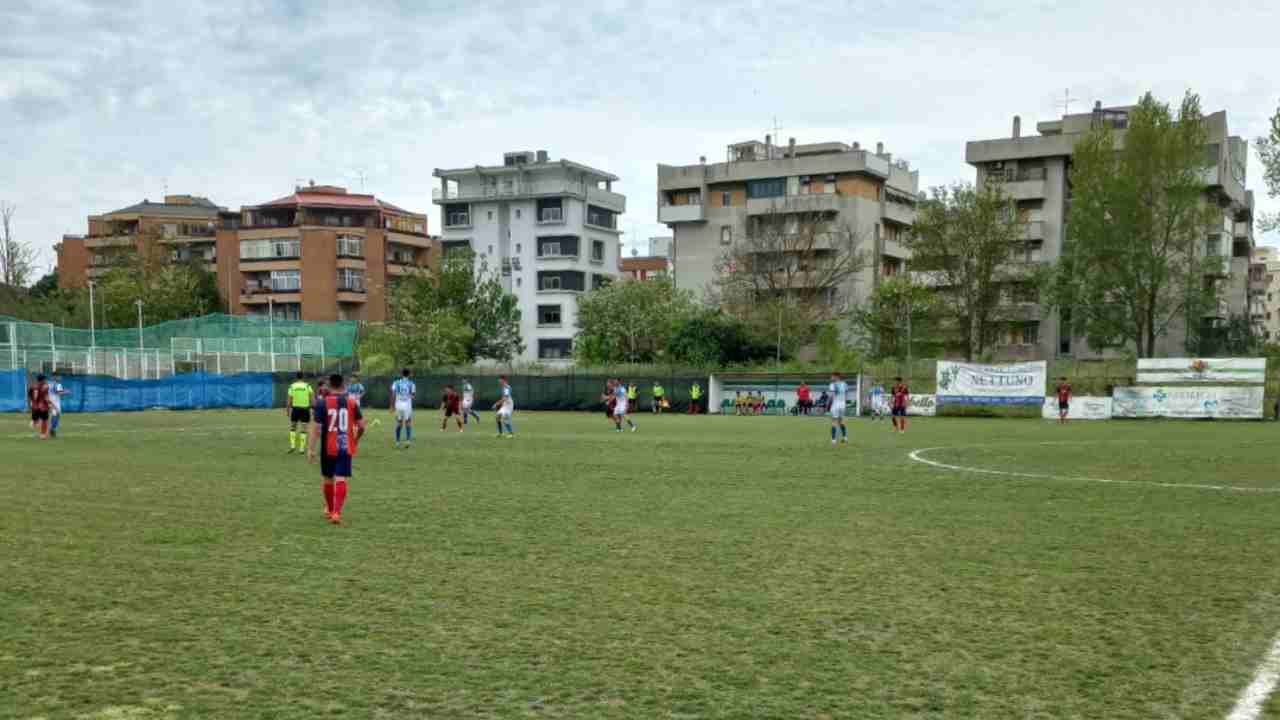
[
  {"left": 1060, "top": 88, "right": 1077, "bottom": 116},
  {"left": 353, "top": 168, "right": 368, "bottom": 191},
  {"left": 766, "top": 116, "right": 783, "bottom": 155}
]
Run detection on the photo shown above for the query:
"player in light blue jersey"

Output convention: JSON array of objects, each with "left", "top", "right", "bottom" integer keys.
[
  {"left": 869, "top": 380, "right": 886, "bottom": 421},
  {"left": 493, "top": 376, "right": 515, "bottom": 438},
  {"left": 390, "top": 368, "right": 416, "bottom": 448},
  {"left": 461, "top": 379, "right": 481, "bottom": 425},
  {"left": 828, "top": 371, "right": 849, "bottom": 445},
  {"left": 347, "top": 373, "right": 366, "bottom": 405},
  {"left": 47, "top": 373, "right": 70, "bottom": 438},
  {"left": 612, "top": 378, "right": 637, "bottom": 433}
]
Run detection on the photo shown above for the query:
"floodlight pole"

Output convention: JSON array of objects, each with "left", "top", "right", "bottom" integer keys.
[
  {"left": 87, "top": 281, "right": 96, "bottom": 375},
  {"left": 268, "top": 297, "right": 276, "bottom": 372}
]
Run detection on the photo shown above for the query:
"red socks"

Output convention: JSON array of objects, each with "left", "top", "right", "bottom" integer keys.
[
  {"left": 334, "top": 480, "right": 348, "bottom": 514},
  {"left": 322, "top": 482, "right": 335, "bottom": 513}
]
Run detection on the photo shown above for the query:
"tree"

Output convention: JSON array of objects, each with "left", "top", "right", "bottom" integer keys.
[
  {"left": 387, "top": 251, "right": 523, "bottom": 363},
  {"left": 574, "top": 277, "right": 695, "bottom": 364},
  {"left": 29, "top": 271, "right": 59, "bottom": 298},
  {"left": 848, "top": 276, "right": 947, "bottom": 360},
  {"left": 906, "top": 182, "right": 1027, "bottom": 360},
  {"left": 95, "top": 229, "right": 222, "bottom": 326},
  {"left": 362, "top": 305, "right": 473, "bottom": 369},
  {"left": 711, "top": 205, "right": 869, "bottom": 351},
  {"left": 1040, "top": 92, "right": 1220, "bottom": 358},
  {"left": 1257, "top": 99, "right": 1280, "bottom": 234},
  {"left": 1, "top": 202, "right": 38, "bottom": 288},
  {"left": 665, "top": 308, "right": 775, "bottom": 367}
]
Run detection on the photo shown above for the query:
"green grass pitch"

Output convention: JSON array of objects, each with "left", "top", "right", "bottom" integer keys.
[{"left": 5, "top": 409, "right": 1280, "bottom": 719}]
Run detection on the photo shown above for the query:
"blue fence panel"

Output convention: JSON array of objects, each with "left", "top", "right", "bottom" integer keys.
[{"left": 3, "top": 372, "right": 273, "bottom": 413}]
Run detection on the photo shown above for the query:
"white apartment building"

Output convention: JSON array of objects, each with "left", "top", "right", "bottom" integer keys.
[
  {"left": 1250, "top": 245, "right": 1280, "bottom": 343},
  {"left": 432, "top": 150, "right": 626, "bottom": 363}
]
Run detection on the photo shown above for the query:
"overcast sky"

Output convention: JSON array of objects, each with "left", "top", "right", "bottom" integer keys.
[{"left": 2, "top": 0, "right": 1277, "bottom": 274}]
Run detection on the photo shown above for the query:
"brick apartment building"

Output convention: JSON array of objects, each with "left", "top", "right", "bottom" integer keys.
[{"left": 58, "top": 185, "right": 434, "bottom": 322}]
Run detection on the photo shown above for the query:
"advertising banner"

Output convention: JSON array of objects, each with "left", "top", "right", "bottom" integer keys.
[
  {"left": 936, "top": 361, "right": 1046, "bottom": 406},
  {"left": 1112, "top": 386, "right": 1264, "bottom": 419},
  {"left": 1136, "top": 358, "right": 1266, "bottom": 384},
  {"left": 907, "top": 394, "right": 936, "bottom": 416},
  {"left": 1041, "top": 395, "right": 1112, "bottom": 420}
]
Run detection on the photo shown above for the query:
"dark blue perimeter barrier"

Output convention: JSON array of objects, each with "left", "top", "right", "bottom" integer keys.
[{"left": 0, "top": 370, "right": 273, "bottom": 413}]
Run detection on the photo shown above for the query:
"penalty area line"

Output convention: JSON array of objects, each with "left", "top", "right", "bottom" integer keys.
[
  {"left": 907, "top": 444, "right": 1280, "bottom": 494},
  {"left": 1227, "top": 632, "right": 1280, "bottom": 720}
]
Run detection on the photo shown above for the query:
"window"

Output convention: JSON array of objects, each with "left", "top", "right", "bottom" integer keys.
[
  {"left": 516, "top": 243, "right": 522, "bottom": 254},
  {"left": 487, "top": 245, "right": 493, "bottom": 255},
  {"left": 538, "top": 305, "right": 562, "bottom": 326},
  {"left": 592, "top": 273, "right": 611, "bottom": 290},
  {"left": 516, "top": 277, "right": 522, "bottom": 288},
  {"left": 683, "top": 191, "right": 701, "bottom": 205},
  {"left": 445, "top": 203, "right": 470, "bottom": 227},
  {"left": 537, "top": 198, "right": 564, "bottom": 222},
  {"left": 240, "top": 238, "right": 300, "bottom": 260},
  {"left": 746, "top": 178, "right": 785, "bottom": 199},
  {"left": 386, "top": 246, "right": 415, "bottom": 264},
  {"left": 542, "top": 241, "right": 561, "bottom": 257},
  {"left": 586, "top": 205, "right": 617, "bottom": 229},
  {"left": 541, "top": 275, "right": 561, "bottom": 290},
  {"left": 721, "top": 191, "right": 732, "bottom": 206},
  {"left": 515, "top": 209, "right": 522, "bottom": 219},
  {"left": 538, "top": 236, "right": 578, "bottom": 257},
  {"left": 488, "top": 211, "right": 494, "bottom": 221},
  {"left": 592, "top": 240, "right": 605, "bottom": 263},
  {"left": 538, "top": 339, "right": 573, "bottom": 360},
  {"left": 336, "top": 234, "right": 363, "bottom": 258},
  {"left": 720, "top": 226, "right": 733, "bottom": 245},
  {"left": 1205, "top": 235, "right": 1221, "bottom": 257},
  {"left": 1006, "top": 321, "right": 1039, "bottom": 345},
  {"left": 270, "top": 270, "right": 301, "bottom": 292},
  {"left": 538, "top": 271, "right": 585, "bottom": 292},
  {"left": 338, "top": 268, "right": 365, "bottom": 292}
]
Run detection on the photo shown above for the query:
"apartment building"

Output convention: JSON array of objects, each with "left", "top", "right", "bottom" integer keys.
[
  {"left": 432, "top": 150, "right": 626, "bottom": 363},
  {"left": 966, "top": 103, "right": 1256, "bottom": 359},
  {"left": 1250, "top": 245, "right": 1280, "bottom": 343},
  {"left": 58, "top": 195, "right": 223, "bottom": 287},
  {"left": 222, "top": 184, "right": 432, "bottom": 322},
  {"left": 58, "top": 186, "right": 434, "bottom": 323},
  {"left": 620, "top": 237, "right": 672, "bottom": 282},
  {"left": 656, "top": 136, "right": 919, "bottom": 310}
]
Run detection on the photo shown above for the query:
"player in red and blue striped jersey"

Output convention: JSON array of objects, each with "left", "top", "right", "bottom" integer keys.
[{"left": 307, "top": 373, "right": 366, "bottom": 525}]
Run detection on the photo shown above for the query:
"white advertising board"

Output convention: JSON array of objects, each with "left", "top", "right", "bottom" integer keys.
[
  {"left": 1112, "top": 386, "right": 1264, "bottom": 419},
  {"left": 907, "top": 394, "right": 936, "bottom": 416},
  {"left": 936, "top": 361, "right": 1046, "bottom": 406},
  {"left": 1041, "top": 396, "right": 1112, "bottom": 420},
  {"left": 1136, "top": 358, "right": 1265, "bottom": 384}
]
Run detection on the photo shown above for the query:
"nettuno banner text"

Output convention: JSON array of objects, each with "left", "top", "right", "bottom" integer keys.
[{"left": 936, "top": 361, "right": 1046, "bottom": 406}]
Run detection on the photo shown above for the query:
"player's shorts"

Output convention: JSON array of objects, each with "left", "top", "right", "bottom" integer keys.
[
  {"left": 1058, "top": 401, "right": 1070, "bottom": 411},
  {"left": 320, "top": 454, "right": 353, "bottom": 479},
  {"left": 497, "top": 404, "right": 513, "bottom": 419},
  {"left": 830, "top": 403, "right": 845, "bottom": 419},
  {"left": 395, "top": 401, "right": 413, "bottom": 422},
  {"left": 290, "top": 407, "right": 311, "bottom": 424},
  {"left": 892, "top": 406, "right": 907, "bottom": 417},
  {"left": 616, "top": 400, "right": 628, "bottom": 416},
  {"left": 31, "top": 409, "right": 49, "bottom": 422},
  {"left": 462, "top": 399, "right": 473, "bottom": 410},
  {"left": 445, "top": 405, "right": 459, "bottom": 418}
]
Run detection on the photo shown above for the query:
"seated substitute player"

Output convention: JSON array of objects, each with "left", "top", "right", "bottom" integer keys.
[
  {"left": 28, "top": 373, "right": 51, "bottom": 440},
  {"left": 308, "top": 373, "right": 365, "bottom": 525},
  {"left": 494, "top": 376, "right": 515, "bottom": 438},
  {"left": 47, "top": 373, "right": 70, "bottom": 439},
  {"left": 828, "top": 372, "right": 849, "bottom": 445},
  {"left": 1055, "top": 376, "right": 1072, "bottom": 424},
  {"left": 441, "top": 384, "right": 463, "bottom": 432},
  {"left": 286, "top": 371, "right": 314, "bottom": 454},
  {"left": 461, "top": 379, "right": 481, "bottom": 425},
  {"left": 890, "top": 377, "right": 910, "bottom": 434},
  {"left": 390, "top": 368, "right": 416, "bottom": 449}
]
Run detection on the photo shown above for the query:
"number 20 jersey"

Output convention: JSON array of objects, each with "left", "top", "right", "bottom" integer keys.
[{"left": 315, "top": 393, "right": 363, "bottom": 458}]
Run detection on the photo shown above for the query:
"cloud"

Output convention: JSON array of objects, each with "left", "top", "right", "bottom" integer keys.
[{"left": 0, "top": 0, "right": 1277, "bottom": 276}]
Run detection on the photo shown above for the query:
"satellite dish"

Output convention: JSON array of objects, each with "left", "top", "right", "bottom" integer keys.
[{"left": 631, "top": 247, "right": 639, "bottom": 257}]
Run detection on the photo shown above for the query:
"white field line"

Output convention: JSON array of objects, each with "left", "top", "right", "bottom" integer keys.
[
  {"left": 1227, "top": 634, "right": 1280, "bottom": 720},
  {"left": 907, "top": 444, "right": 1280, "bottom": 494}
]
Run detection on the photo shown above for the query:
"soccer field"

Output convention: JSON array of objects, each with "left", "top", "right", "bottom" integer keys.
[{"left": 5, "top": 410, "right": 1280, "bottom": 719}]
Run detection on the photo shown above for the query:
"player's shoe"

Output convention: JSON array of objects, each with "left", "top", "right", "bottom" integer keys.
[
  {"left": 328, "top": 513, "right": 342, "bottom": 525},
  {"left": 631, "top": 426, "right": 638, "bottom": 433}
]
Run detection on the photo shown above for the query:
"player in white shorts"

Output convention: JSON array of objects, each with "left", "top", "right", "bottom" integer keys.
[
  {"left": 461, "top": 379, "right": 481, "bottom": 425},
  {"left": 611, "top": 378, "right": 637, "bottom": 433},
  {"left": 869, "top": 381, "right": 886, "bottom": 421},
  {"left": 828, "top": 372, "right": 849, "bottom": 446},
  {"left": 390, "top": 368, "right": 416, "bottom": 449},
  {"left": 494, "top": 376, "right": 515, "bottom": 438}
]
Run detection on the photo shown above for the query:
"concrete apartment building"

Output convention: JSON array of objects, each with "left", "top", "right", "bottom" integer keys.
[
  {"left": 1250, "top": 245, "right": 1280, "bottom": 342},
  {"left": 656, "top": 136, "right": 919, "bottom": 311},
  {"left": 432, "top": 150, "right": 626, "bottom": 363},
  {"left": 620, "top": 237, "right": 672, "bottom": 282},
  {"left": 58, "top": 185, "right": 434, "bottom": 322},
  {"left": 966, "top": 103, "right": 1256, "bottom": 359}
]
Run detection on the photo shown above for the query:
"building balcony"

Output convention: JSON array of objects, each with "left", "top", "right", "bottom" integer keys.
[
  {"left": 1022, "top": 221, "right": 1045, "bottom": 241},
  {"left": 747, "top": 193, "right": 842, "bottom": 216},
  {"left": 337, "top": 290, "right": 367, "bottom": 303},
  {"left": 658, "top": 204, "right": 706, "bottom": 223},
  {"left": 883, "top": 200, "right": 914, "bottom": 226},
  {"left": 85, "top": 234, "right": 135, "bottom": 248},
  {"left": 434, "top": 180, "right": 626, "bottom": 212},
  {"left": 385, "top": 230, "right": 432, "bottom": 248},
  {"left": 1003, "top": 178, "right": 1047, "bottom": 201},
  {"left": 240, "top": 290, "right": 302, "bottom": 304}
]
